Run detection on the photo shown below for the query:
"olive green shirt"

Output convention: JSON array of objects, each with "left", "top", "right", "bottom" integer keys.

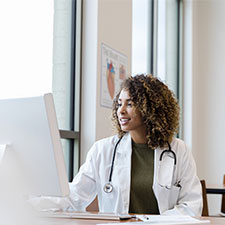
[{"left": 129, "top": 142, "right": 159, "bottom": 214}]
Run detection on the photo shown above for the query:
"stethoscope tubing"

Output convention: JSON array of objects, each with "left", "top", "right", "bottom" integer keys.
[
  {"left": 108, "top": 137, "right": 122, "bottom": 183},
  {"left": 159, "top": 141, "right": 177, "bottom": 165},
  {"left": 103, "top": 137, "right": 177, "bottom": 193}
]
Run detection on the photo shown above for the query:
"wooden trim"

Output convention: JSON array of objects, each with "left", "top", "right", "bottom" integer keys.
[
  {"left": 221, "top": 175, "right": 225, "bottom": 213},
  {"left": 200, "top": 180, "right": 209, "bottom": 216}
]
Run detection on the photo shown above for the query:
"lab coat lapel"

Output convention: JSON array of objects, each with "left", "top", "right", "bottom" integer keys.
[
  {"left": 115, "top": 133, "right": 132, "bottom": 212},
  {"left": 114, "top": 134, "right": 174, "bottom": 213}
]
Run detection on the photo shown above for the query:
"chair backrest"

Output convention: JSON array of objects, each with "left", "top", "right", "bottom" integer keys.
[
  {"left": 200, "top": 180, "right": 209, "bottom": 216},
  {"left": 86, "top": 196, "right": 99, "bottom": 212},
  {"left": 221, "top": 175, "right": 225, "bottom": 213}
]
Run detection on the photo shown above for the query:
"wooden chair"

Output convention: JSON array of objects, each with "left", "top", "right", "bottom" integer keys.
[
  {"left": 86, "top": 196, "right": 99, "bottom": 212},
  {"left": 200, "top": 179, "right": 209, "bottom": 216},
  {"left": 201, "top": 175, "right": 225, "bottom": 217},
  {"left": 221, "top": 175, "right": 225, "bottom": 214}
]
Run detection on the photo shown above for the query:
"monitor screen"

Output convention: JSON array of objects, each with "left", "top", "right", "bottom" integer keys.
[{"left": 0, "top": 93, "right": 69, "bottom": 197}]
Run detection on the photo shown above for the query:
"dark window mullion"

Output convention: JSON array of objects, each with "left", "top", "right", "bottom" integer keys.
[{"left": 67, "top": 0, "right": 77, "bottom": 182}]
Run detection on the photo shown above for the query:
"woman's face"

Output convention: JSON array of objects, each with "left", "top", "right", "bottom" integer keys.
[{"left": 117, "top": 89, "right": 146, "bottom": 134}]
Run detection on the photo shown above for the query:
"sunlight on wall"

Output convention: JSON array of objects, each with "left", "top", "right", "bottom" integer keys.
[{"left": 0, "top": 0, "right": 53, "bottom": 99}]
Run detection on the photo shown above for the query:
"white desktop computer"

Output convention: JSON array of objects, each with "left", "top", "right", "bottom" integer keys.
[
  {"left": 0, "top": 93, "right": 69, "bottom": 197},
  {"left": 0, "top": 93, "right": 134, "bottom": 221}
]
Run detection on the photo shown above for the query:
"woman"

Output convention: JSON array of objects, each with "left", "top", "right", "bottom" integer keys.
[
  {"left": 66, "top": 74, "right": 202, "bottom": 215},
  {"left": 33, "top": 74, "right": 202, "bottom": 215}
]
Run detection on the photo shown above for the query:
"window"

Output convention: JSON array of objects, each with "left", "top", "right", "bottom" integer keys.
[
  {"left": 132, "top": 0, "right": 183, "bottom": 136},
  {"left": 53, "top": 0, "right": 82, "bottom": 181},
  {"left": 155, "top": 0, "right": 181, "bottom": 98},
  {"left": 132, "top": 0, "right": 152, "bottom": 75},
  {"left": 0, "top": 0, "right": 82, "bottom": 182},
  {"left": 154, "top": 0, "right": 183, "bottom": 136},
  {"left": 0, "top": 1, "right": 53, "bottom": 99}
]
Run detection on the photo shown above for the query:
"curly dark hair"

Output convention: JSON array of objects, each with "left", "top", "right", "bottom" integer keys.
[{"left": 112, "top": 74, "right": 180, "bottom": 149}]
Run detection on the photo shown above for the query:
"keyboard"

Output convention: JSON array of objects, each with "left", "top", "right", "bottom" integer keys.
[{"left": 39, "top": 211, "right": 133, "bottom": 220}]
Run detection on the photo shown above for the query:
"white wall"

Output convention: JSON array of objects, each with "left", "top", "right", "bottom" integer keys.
[
  {"left": 0, "top": 1, "right": 53, "bottom": 99},
  {"left": 80, "top": 0, "right": 98, "bottom": 164},
  {"left": 81, "top": 0, "right": 132, "bottom": 163},
  {"left": 96, "top": 0, "right": 132, "bottom": 141},
  {"left": 183, "top": 0, "right": 225, "bottom": 215}
]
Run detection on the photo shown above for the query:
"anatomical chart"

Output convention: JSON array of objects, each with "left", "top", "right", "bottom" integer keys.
[{"left": 101, "top": 43, "right": 128, "bottom": 108}]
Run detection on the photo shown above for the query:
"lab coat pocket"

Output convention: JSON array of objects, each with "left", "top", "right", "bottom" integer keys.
[
  {"left": 157, "top": 154, "right": 175, "bottom": 189},
  {"left": 168, "top": 185, "right": 180, "bottom": 209},
  {"left": 154, "top": 184, "right": 170, "bottom": 213}
]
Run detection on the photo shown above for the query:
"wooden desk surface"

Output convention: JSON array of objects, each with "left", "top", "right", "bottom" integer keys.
[
  {"left": 35, "top": 216, "right": 225, "bottom": 225},
  {"left": 201, "top": 217, "right": 225, "bottom": 225}
]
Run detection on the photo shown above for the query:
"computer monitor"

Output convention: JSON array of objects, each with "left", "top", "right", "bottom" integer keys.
[{"left": 0, "top": 93, "right": 70, "bottom": 197}]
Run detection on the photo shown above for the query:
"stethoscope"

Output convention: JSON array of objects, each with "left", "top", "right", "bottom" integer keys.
[
  {"left": 103, "top": 138, "right": 122, "bottom": 193},
  {"left": 159, "top": 141, "right": 176, "bottom": 165},
  {"left": 103, "top": 137, "right": 177, "bottom": 193}
]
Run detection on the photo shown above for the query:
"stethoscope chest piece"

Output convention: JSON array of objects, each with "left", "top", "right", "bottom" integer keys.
[
  {"left": 103, "top": 182, "right": 113, "bottom": 193},
  {"left": 103, "top": 138, "right": 122, "bottom": 194}
]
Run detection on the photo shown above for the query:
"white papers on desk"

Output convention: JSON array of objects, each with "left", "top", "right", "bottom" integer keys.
[
  {"left": 136, "top": 215, "right": 210, "bottom": 224},
  {"left": 97, "top": 215, "right": 210, "bottom": 225}
]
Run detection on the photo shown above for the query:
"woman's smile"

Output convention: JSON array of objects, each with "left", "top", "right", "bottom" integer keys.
[{"left": 119, "top": 117, "right": 130, "bottom": 126}]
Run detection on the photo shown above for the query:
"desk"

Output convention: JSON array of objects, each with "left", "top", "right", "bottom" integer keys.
[
  {"left": 201, "top": 217, "right": 225, "bottom": 225},
  {"left": 206, "top": 184, "right": 225, "bottom": 194},
  {"left": 35, "top": 216, "right": 225, "bottom": 225}
]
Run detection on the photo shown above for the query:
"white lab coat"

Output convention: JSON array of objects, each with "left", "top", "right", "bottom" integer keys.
[{"left": 67, "top": 133, "right": 202, "bottom": 216}]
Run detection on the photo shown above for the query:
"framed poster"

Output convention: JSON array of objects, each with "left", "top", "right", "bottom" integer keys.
[{"left": 100, "top": 43, "right": 128, "bottom": 108}]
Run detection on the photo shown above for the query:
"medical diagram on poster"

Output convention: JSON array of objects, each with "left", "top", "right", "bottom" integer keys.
[{"left": 101, "top": 43, "right": 128, "bottom": 108}]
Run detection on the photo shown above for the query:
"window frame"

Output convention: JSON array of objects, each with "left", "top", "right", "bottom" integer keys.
[{"left": 55, "top": 0, "right": 82, "bottom": 182}]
